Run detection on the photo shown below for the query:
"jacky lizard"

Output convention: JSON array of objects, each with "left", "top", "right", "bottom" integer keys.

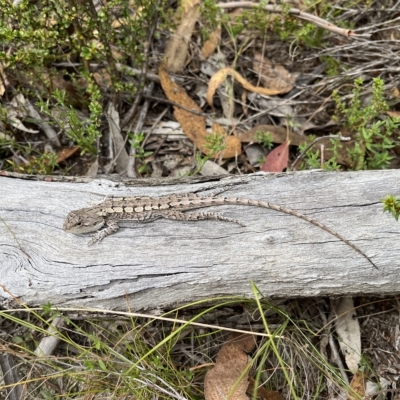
[{"left": 63, "top": 189, "right": 377, "bottom": 269}]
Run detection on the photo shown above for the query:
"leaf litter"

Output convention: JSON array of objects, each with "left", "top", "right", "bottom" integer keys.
[{"left": 2, "top": 1, "right": 400, "bottom": 398}]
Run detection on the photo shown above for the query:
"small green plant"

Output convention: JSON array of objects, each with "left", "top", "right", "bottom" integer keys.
[
  {"left": 333, "top": 77, "right": 400, "bottom": 170},
  {"left": 192, "top": 132, "right": 227, "bottom": 175},
  {"left": 7, "top": 151, "right": 58, "bottom": 174},
  {"left": 38, "top": 82, "right": 102, "bottom": 155},
  {"left": 255, "top": 131, "right": 274, "bottom": 149},
  {"left": 128, "top": 131, "right": 153, "bottom": 175},
  {"left": 300, "top": 78, "right": 400, "bottom": 171},
  {"left": 382, "top": 194, "right": 400, "bottom": 221},
  {"left": 298, "top": 142, "right": 321, "bottom": 169},
  {"left": 199, "top": 0, "right": 223, "bottom": 30},
  {"left": 257, "top": 155, "right": 266, "bottom": 165},
  {"left": 0, "top": 0, "right": 175, "bottom": 174},
  {"left": 297, "top": 136, "right": 342, "bottom": 171}
]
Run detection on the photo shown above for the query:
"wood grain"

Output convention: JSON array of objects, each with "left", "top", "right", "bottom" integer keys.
[{"left": 0, "top": 170, "right": 398, "bottom": 310}]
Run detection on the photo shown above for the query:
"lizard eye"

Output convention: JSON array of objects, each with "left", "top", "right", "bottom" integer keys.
[{"left": 76, "top": 222, "right": 82, "bottom": 226}]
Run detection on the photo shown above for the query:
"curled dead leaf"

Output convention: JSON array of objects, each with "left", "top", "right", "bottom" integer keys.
[{"left": 207, "top": 67, "right": 285, "bottom": 108}]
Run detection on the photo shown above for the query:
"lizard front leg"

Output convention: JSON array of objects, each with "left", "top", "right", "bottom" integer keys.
[{"left": 88, "top": 220, "right": 120, "bottom": 245}]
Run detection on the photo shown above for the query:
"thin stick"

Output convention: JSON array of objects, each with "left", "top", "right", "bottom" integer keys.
[{"left": 217, "top": 2, "right": 371, "bottom": 39}]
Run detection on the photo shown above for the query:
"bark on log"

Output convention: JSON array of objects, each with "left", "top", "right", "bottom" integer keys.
[{"left": 0, "top": 170, "right": 398, "bottom": 311}]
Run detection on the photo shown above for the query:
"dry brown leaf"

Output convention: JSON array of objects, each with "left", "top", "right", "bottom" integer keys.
[
  {"left": 253, "top": 53, "right": 295, "bottom": 93},
  {"left": 387, "top": 110, "right": 400, "bottom": 118},
  {"left": 204, "top": 334, "right": 255, "bottom": 400},
  {"left": 158, "top": 62, "right": 241, "bottom": 158},
  {"left": 93, "top": 70, "right": 112, "bottom": 90},
  {"left": 211, "top": 122, "right": 226, "bottom": 137},
  {"left": 109, "top": 44, "right": 124, "bottom": 62},
  {"left": 207, "top": 68, "right": 284, "bottom": 108},
  {"left": 164, "top": 0, "right": 200, "bottom": 72},
  {"left": 247, "top": 378, "right": 284, "bottom": 400},
  {"left": 56, "top": 147, "right": 80, "bottom": 164},
  {"left": 348, "top": 370, "right": 367, "bottom": 399},
  {"left": 237, "top": 125, "right": 288, "bottom": 144},
  {"left": 201, "top": 26, "right": 222, "bottom": 59},
  {"left": 260, "top": 139, "right": 289, "bottom": 172}
]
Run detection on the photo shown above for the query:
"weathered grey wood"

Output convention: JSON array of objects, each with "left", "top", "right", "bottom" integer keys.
[
  {"left": 0, "top": 353, "right": 24, "bottom": 400},
  {"left": 0, "top": 170, "right": 398, "bottom": 310}
]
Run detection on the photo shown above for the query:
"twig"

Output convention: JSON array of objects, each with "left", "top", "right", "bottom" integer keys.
[
  {"left": 217, "top": 2, "right": 371, "bottom": 39},
  {"left": 34, "top": 317, "right": 65, "bottom": 356}
]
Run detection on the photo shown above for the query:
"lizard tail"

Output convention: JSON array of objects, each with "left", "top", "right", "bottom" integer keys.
[{"left": 215, "top": 197, "right": 378, "bottom": 270}]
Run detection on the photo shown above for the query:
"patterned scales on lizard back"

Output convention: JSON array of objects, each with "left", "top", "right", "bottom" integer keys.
[{"left": 63, "top": 188, "right": 377, "bottom": 269}]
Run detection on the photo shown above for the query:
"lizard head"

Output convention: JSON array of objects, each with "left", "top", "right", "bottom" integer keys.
[{"left": 63, "top": 209, "right": 105, "bottom": 234}]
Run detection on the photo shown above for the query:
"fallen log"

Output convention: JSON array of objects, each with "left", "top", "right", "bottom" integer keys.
[{"left": 0, "top": 170, "right": 398, "bottom": 310}]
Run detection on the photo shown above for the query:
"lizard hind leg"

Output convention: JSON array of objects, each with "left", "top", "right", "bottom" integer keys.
[{"left": 160, "top": 210, "right": 245, "bottom": 226}]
